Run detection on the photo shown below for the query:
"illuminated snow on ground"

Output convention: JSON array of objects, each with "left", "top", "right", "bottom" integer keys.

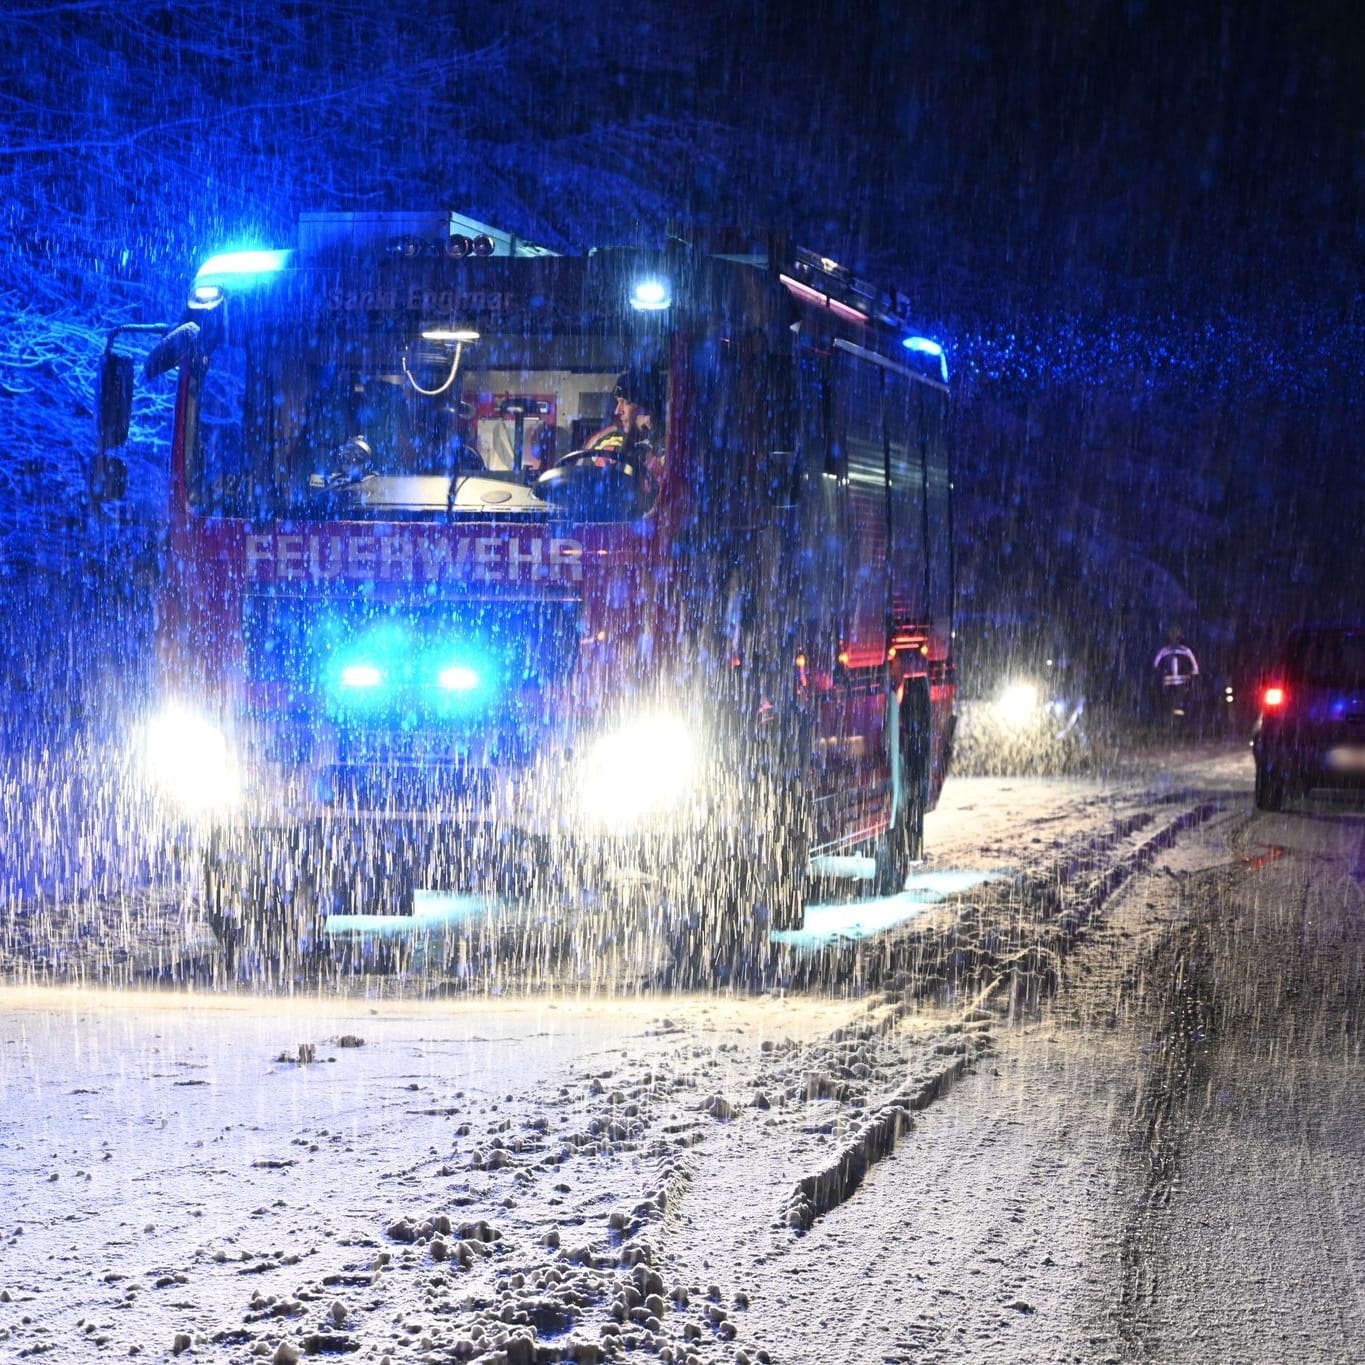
[{"left": 4, "top": 745, "right": 1364, "bottom": 1362}]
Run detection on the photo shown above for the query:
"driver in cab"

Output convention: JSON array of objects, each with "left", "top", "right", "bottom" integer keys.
[
  {"left": 582, "top": 369, "right": 664, "bottom": 483},
  {"left": 534, "top": 367, "right": 665, "bottom": 515}
]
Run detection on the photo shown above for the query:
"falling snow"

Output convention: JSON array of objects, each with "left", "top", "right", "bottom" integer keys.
[
  {"left": 1, "top": 2, "right": 1363, "bottom": 1361},
  {"left": 3, "top": 748, "right": 1364, "bottom": 1362}
]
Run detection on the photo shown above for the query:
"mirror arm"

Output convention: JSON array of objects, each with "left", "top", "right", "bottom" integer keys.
[{"left": 144, "top": 320, "right": 202, "bottom": 381}]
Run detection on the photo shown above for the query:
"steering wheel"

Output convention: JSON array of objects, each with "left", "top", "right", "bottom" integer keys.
[
  {"left": 549, "top": 447, "right": 635, "bottom": 473},
  {"left": 536, "top": 447, "right": 657, "bottom": 509},
  {"left": 445, "top": 439, "right": 485, "bottom": 474}
]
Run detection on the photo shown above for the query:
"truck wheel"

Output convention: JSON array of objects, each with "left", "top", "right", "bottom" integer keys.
[
  {"left": 669, "top": 870, "right": 774, "bottom": 993},
  {"left": 205, "top": 830, "right": 326, "bottom": 980},
  {"left": 752, "top": 777, "right": 811, "bottom": 933},
  {"left": 668, "top": 782, "right": 808, "bottom": 990},
  {"left": 735, "top": 779, "right": 809, "bottom": 980},
  {"left": 872, "top": 691, "right": 928, "bottom": 895}
]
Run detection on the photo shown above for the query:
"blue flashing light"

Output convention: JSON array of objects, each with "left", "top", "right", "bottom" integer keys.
[
  {"left": 326, "top": 620, "right": 409, "bottom": 705},
  {"left": 189, "top": 284, "right": 225, "bottom": 309},
  {"left": 438, "top": 664, "right": 481, "bottom": 692},
  {"left": 429, "top": 648, "right": 498, "bottom": 714},
  {"left": 195, "top": 248, "right": 292, "bottom": 280},
  {"left": 630, "top": 278, "right": 671, "bottom": 311},
  {"left": 340, "top": 663, "right": 384, "bottom": 688},
  {"left": 903, "top": 335, "right": 950, "bottom": 383},
  {"left": 322, "top": 617, "right": 500, "bottom": 719}
]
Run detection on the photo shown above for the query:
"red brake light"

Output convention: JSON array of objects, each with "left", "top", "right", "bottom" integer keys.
[{"left": 1262, "top": 685, "right": 1286, "bottom": 709}]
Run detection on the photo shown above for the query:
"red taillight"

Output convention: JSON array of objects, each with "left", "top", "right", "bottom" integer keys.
[{"left": 1262, "top": 685, "right": 1287, "bottom": 709}]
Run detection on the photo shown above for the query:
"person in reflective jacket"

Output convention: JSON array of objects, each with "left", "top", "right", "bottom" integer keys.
[
  {"left": 583, "top": 368, "right": 664, "bottom": 480},
  {"left": 1153, "top": 627, "right": 1201, "bottom": 687}
]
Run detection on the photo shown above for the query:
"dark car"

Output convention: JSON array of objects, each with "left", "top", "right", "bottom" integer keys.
[{"left": 1252, "top": 624, "right": 1365, "bottom": 810}]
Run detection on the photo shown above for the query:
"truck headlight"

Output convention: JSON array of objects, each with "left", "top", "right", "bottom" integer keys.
[
  {"left": 580, "top": 713, "right": 699, "bottom": 826},
  {"left": 994, "top": 680, "right": 1042, "bottom": 730},
  {"left": 143, "top": 705, "right": 239, "bottom": 813}
]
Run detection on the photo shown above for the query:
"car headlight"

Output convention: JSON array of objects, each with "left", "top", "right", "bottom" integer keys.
[
  {"left": 580, "top": 712, "right": 700, "bottom": 827},
  {"left": 994, "top": 680, "right": 1042, "bottom": 730},
  {"left": 143, "top": 705, "right": 239, "bottom": 814}
]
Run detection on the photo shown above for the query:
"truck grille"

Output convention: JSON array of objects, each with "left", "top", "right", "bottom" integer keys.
[
  {"left": 243, "top": 592, "right": 582, "bottom": 698},
  {"left": 243, "top": 593, "right": 578, "bottom": 813},
  {"left": 326, "top": 762, "right": 491, "bottom": 813}
]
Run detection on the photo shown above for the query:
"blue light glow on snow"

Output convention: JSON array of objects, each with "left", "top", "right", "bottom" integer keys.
[
  {"left": 324, "top": 890, "right": 498, "bottom": 938},
  {"left": 321, "top": 868, "right": 1010, "bottom": 947},
  {"left": 772, "top": 867, "right": 1009, "bottom": 949}
]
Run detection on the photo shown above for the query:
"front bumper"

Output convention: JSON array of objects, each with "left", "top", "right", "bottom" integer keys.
[
  {"left": 142, "top": 698, "right": 723, "bottom": 836},
  {"left": 203, "top": 809, "right": 777, "bottom": 932}
]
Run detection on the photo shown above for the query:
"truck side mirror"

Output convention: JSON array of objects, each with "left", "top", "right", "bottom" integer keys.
[{"left": 97, "top": 350, "right": 134, "bottom": 451}]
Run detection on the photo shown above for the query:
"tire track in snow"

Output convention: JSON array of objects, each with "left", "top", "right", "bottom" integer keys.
[{"left": 761, "top": 795, "right": 1224, "bottom": 1245}]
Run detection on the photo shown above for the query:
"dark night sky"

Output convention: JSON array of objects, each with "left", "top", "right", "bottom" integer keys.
[{"left": 0, "top": 0, "right": 1361, "bottom": 682}]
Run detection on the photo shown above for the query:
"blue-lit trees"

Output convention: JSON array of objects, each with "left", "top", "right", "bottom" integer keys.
[{"left": 0, "top": 0, "right": 1360, "bottom": 688}]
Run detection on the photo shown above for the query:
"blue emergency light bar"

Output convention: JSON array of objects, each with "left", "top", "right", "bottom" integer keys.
[
  {"left": 903, "top": 335, "right": 950, "bottom": 383},
  {"left": 195, "top": 248, "right": 292, "bottom": 281},
  {"left": 339, "top": 664, "right": 384, "bottom": 689},
  {"left": 437, "top": 665, "right": 481, "bottom": 692},
  {"left": 325, "top": 620, "right": 496, "bottom": 719}
]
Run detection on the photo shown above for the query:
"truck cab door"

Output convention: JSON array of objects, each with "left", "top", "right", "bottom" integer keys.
[{"left": 792, "top": 345, "right": 892, "bottom": 850}]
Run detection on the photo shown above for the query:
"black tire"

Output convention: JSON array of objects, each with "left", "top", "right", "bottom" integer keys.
[
  {"left": 751, "top": 778, "right": 811, "bottom": 934},
  {"left": 667, "top": 775, "right": 809, "bottom": 990},
  {"left": 1254, "top": 756, "right": 1286, "bottom": 812},
  {"left": 871, "top": 686, "right": 929, "bottom": 896}
]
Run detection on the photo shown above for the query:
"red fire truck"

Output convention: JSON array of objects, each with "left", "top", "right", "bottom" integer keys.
[{"left": 96, "top": 213, "right": 955, "bottom": 979}]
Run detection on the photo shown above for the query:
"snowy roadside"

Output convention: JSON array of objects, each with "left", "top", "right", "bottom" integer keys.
[
  {"left": 0, "top": 985, "right": 993, "bottom": 1364},
  {"left": 0, "top": 743, "right": 1258, "bottom": 1362}
]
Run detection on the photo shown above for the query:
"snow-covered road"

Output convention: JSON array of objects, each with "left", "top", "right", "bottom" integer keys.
[{"left": 3, "top": 741, "right": 1362, "bottom": 1363}]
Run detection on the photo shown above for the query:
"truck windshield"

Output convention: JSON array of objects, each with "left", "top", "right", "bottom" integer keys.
[{"left": 188, "top": 324, "right": 667, "bottom": 522}]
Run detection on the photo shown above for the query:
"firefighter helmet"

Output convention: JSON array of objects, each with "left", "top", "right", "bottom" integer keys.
[{"left": 613, "top": 368, "right": 664, "bottom": 414}]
